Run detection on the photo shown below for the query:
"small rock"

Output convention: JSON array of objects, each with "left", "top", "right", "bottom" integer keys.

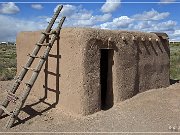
[{"left": 49, "top": 116, "right": 54, "bottom": 120}]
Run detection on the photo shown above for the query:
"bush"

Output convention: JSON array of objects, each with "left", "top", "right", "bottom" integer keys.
[
  {"left": 170, "top": 43, "right": 180, "bottom": 80},
  {"left": 0, "top": 68, "right": 16, "bottom": 81},
  {"left": 0, "top": 45, "right": 17, "bottom": 81}
]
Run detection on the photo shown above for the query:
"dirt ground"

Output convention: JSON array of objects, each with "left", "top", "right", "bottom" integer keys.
[{"left": 0, "top": 81, "right": 180, "bottom": 134}]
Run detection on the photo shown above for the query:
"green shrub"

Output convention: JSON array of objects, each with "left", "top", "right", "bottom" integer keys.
[{"left": 0, "top": 68, "right": 16, "bottom": 81}]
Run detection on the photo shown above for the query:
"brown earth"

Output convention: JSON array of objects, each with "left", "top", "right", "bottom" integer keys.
[{"left": 0, "top": 80, "right": 180, "bottom": 134}]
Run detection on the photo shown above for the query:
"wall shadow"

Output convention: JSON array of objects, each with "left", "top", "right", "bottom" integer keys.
[
  {"left": 42, "top": 35, "right": 61, "bottom": 107},
  {"left": 133, "top": 40, "right": 140, "bottom": 96},
  {"left": 149, "top": 41, "right": 158, "bottom": 56},
  {"left": 142, "top": 41, "right": 151, "bottom": 55},
  {"left": 161, "top": 39, "right": 170, "bottom": 58},
  {"left": 170, "top": 79, "right": 180, "bottom": 85},
  {"left": 156, "top": 41, "right": 164, "bottom": 53}
]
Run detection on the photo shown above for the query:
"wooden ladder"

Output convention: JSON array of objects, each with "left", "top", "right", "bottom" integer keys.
[{"left": 0, "top": 5, "right": 66, "bottom": 128}]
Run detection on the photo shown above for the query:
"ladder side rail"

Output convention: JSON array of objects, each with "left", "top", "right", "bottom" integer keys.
[
  {"left": 6, "top": 17, "right": 66, "bottom": 128},
  {"left": 0, "top": 5, "right": 63, "bottom": 117},
  {"left": 15, "top": 5, "right": 63, "bottom": 92}
]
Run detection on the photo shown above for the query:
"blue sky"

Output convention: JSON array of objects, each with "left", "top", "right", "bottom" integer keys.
[{"left": 0, "top": 0, "right": 180, "bottom": 42}]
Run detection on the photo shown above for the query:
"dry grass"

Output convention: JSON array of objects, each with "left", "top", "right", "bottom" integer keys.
[
  {"left": 170, "top": 43, "right": 180, "bottom": 80},
  {"left": 0, "top": 45, "right": 16, "bottom": 81}
]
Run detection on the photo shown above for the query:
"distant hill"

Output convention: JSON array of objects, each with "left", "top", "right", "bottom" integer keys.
[
  {"left": 0, "top": 42, "right": 16, "bottom": 46},
  {"left": 170, "top": 41, "right": 180, "bottom": 44}
]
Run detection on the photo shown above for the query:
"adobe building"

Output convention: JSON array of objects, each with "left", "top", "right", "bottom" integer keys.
[{"left": 16, "top": 27, "right": 170, "bottom": 116}]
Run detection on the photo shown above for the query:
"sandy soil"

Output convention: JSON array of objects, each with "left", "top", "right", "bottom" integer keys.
[{"left": 0, "top": 80, "right": 180, "bottom": 134}]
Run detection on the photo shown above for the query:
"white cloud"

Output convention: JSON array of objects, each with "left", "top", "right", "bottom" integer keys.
[
  {"left": 170, "top": 29, "right": 180, "bottom": 41},
  {"left": 71, "top": 12, "right": 92, "bottom": 20},
  {"left": 133, "top": 21, "right": 153, "bottom": 30},
  {"left": 94, "top": 7, "right": 178, "bottom": 40},
  {"left": 133, "top": 9, "right": 169, "bottom": 21},
  {"left": 129, "top": 9, "right": 176, "bottom": 37},
  {"left": 160, "top": 0, "right": 176, "bottom": 4},
  {"left": 0, "top": 15, "right": 45, "bottom": 42},
  {"left": 53, "top": 4, "right": 112, "bottom": 27},
  {"left": 160, "top": 0, "right": 176, "bottom": 1},
  {"left": 98, "top": 9, "right": 171, "bottom": 31},
  {"left": 0, "top": 3, "right": 179, "bottom": 42},
  {"left": 154, "top": 20, "right": 177, "bottom": 31},
  {"left": 173, "top": 29, "right": 180, "bottom": 36},
  {"left": 132, "top": 20, "right": 177, "bottom": 33},
  {"left": 75, "top": 19, "right": 94, "bottom": 26},
  {"left": 93, "top": 13, "right": 112, "bottom": 22},
  {"left": 0, "top": 2, "right": 20, "bottom": 14},
  {"left": 126, "top": 19, "right": 177, "bottom": 41},
  {"left": 0, "top": 4, "right": 112, "bottom": 41},
  {"left": 31, "top": 4, "right": 43, "bottom": 10},
  {"left": 54, "top": 4, "right": 76, "bottom": 17},
  {"left": 74, "top": 9, "right": 170, "bottom": 29},
  {"left": 101, "top": 0, "right": 121, "bottom": 13},
  {"left": 70, "top": 14, "right": 112, "bottom": 27},
  {"left": 100, "top": 16, "right": 133, "bottom": 29}
]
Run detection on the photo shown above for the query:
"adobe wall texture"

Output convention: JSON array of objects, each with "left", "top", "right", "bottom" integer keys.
[{"left": 16, "top": 28, "right": 170, "bottom": 116}]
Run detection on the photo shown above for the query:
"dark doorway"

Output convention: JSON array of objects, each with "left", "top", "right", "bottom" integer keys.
[{"left": 100, "top": 49, "right": 114, "bottom": 110}]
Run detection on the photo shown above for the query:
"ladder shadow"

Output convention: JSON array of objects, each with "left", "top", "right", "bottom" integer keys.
[
  {"left": 11, "top": 36, "right": 61, "bottom": 127},
  {"left": 11, "top": 100, "right": 57, "bottom": 127},
  {"left": 0, "top": 97, "right": 59, "bottom": 127},
  {"left": 0, "top": 114, "right": 8, "bottom": 119}
]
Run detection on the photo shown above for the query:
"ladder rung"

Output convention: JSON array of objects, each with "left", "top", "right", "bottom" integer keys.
[
  {"left": 7, "top": 92, "right": 19, "bottom": 104},
  {"left": 14, "top": 78, "right": 31, "bottom": 87},
  {"left": 42, "top": 30, "right": 57, "bottom": 36},
  {"left": 27, "top": 53, "right": 45, "bottom": 59},
  {"left": 13, "top": 76, "right": 19, "bottom": 80},
  {"left": 36, "top": 43, "right": 51, "bottom": 46},
  {"left": 14, "top": 78, "right": 24, "bottom": 84},
  {"left": 42, "top": 32, "right": 52, "bottom": 35},
  {"left": 0, "top": 105, "right": 12, "bottom": 116},
  {"left": 51, "top": 30, "right": 57, "bottom": 35},
  {"left": 25, "top": 82, "right": 31, "bottom": 86},
  {"left": 48, "top": 21, "right": 59, "bottom": 24},
  {"left": 22, "top": 66, "right": 39, "bottom": 72}
]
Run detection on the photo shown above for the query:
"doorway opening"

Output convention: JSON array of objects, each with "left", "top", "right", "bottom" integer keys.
[{"left": 100, "top": 49, "right": 114, "bottom": 110}]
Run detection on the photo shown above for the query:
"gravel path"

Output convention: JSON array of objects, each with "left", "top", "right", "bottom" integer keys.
[{"left": 0, "top": 81, "right": 180, "bottom": 134}]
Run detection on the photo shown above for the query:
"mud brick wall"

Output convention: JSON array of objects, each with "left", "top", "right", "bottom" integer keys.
[{"left": 16, "top": 28, "right": 170, "bottom": 116}]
